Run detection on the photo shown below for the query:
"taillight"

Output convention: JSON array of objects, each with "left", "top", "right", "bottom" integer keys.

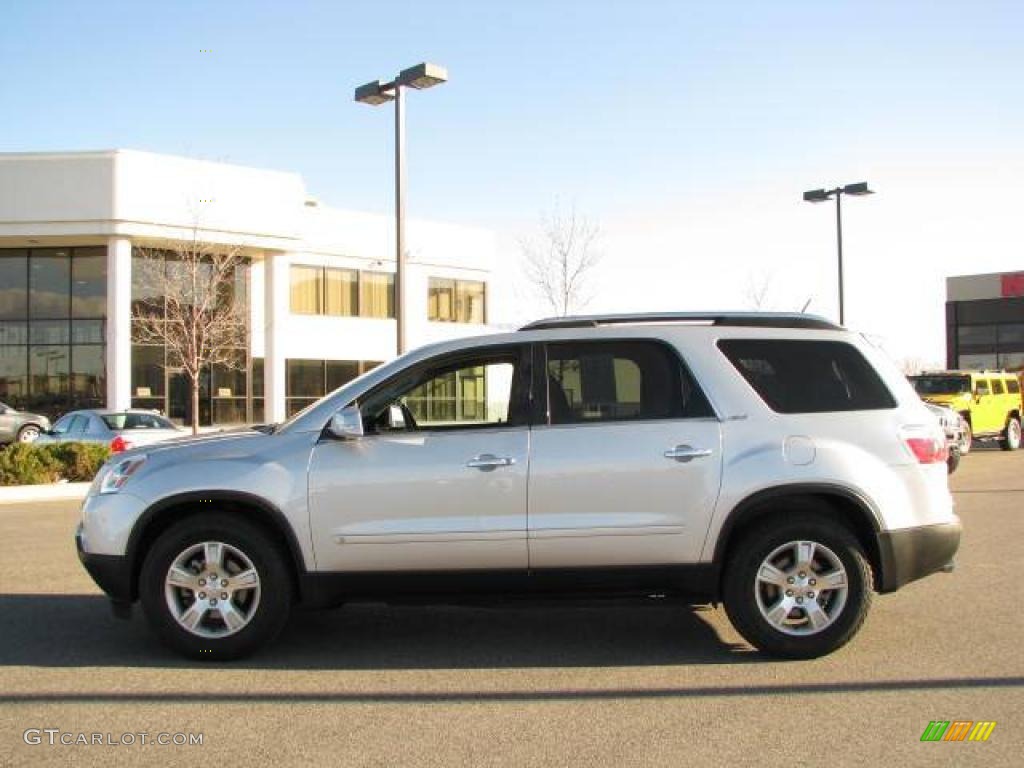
[
  {"left": 901, "top": 426, "right": 948, "bottom": 464},
  {"left": 110, "top": 435, "right": 134, "bottom": 453}
]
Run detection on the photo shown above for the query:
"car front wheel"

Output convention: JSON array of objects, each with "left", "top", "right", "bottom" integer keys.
[
  {"left": 723, "top": 512, "right": 872, "bottom": 659},
  {"left": 139, "top": 514, "right": 292, "bottom": 660}
]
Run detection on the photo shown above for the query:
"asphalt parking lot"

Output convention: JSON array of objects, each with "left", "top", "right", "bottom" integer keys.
[{"left": 1, "top": 450, "right": 1022, "bottom": 767}]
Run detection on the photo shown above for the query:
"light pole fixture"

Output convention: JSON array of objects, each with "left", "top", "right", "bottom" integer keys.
[
  {"left": 354, "top": 62, "right": 448, "bottom": 355},
  {"left": 802, "top": 181, "right": 874, "bottom": 325}
]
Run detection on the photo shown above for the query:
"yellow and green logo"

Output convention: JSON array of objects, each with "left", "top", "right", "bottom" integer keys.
[{"left": 920, "top": 721, "right": 996, "bottom": 742}]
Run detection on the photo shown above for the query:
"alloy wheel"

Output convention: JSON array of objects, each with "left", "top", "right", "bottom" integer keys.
[
  {"left": 164, "top": 541, "right": 261, "bottom": 638},
  {"left": 754, "top": 539, "right": 849, "bottom": 636}
]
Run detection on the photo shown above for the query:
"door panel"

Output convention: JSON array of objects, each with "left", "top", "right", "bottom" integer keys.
[
  {"left": 527, "top": 338, "right": 723, "bottom": 569},
  {"left": 528, "top": 420, "right": 722, "bottom": 567},
  {"left": 308, "top": 429, "right": 529, "bottom": 571}
]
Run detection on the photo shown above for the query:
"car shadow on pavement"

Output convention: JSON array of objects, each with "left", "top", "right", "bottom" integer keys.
[{"left": 0, "top": 593, "right": 757, "bottom": 669}]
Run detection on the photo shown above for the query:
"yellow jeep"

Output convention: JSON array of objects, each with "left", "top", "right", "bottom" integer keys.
[{"left": 909, "top": 370, "right": 1022, "bottom": 451}]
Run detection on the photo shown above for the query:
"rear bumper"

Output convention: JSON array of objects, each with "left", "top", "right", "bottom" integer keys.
[
  {"left": 76, "top": 524, "right": 133, "bottom": 603},
  {"left": 876, "top": 519, "right": 962, "bottom": 593}
]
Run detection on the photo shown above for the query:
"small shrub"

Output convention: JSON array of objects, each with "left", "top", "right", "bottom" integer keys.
[{"left": 0, "top": 442, "right": 111, "bottom": 486}]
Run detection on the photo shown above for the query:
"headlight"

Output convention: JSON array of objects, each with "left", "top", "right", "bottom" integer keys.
[{"left": 98, "top": 455, "right": 148, "bottom": 495}]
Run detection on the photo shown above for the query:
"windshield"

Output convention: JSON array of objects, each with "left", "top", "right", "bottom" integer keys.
[
  {"left": 910, "top": 375, "right": 971, "bottom": 395},
  {"left": 101, "top": 412, "right": 177, "bottom": 431}
]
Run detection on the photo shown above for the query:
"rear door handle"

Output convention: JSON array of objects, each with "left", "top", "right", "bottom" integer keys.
[
  {"left": 466, "top": 454, "right": 516, "bottom": 471},
  {"left": 664, "top": 445, "right": 713, "bottom": 463}
]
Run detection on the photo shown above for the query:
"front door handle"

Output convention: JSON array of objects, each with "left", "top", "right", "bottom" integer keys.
[
  {"left": 664, "top": 445, "right": 713, "bottom": 463},
  {"left": 466, "top": 454, "right": 516, "bottom": 471}
]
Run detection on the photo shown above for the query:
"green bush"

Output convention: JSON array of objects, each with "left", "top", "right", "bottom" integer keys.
[{"left": 0, "top": 442, "right": 111, "bottom": 486}]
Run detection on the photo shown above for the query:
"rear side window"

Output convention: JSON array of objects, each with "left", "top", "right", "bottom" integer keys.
[
  {"left": 718, "top": 339, "right": 896, "bottom": 413},
  {"left": 1008, "top": 379, "right": 1021, "bottom": 395},
  {"left": 976, "top": 380, "right": 990, "bottom": 396},
  {"left": 544, "top": 340, "right": 713, "bottom": 425},
  {"left": 102, "top": 412, "right": 175, "bottom": 430}
]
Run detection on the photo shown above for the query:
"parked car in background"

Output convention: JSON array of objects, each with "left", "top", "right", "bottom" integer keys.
[
  {"left": 37, "top": 409, "right": 184, "bottom": 453},
  {"left": 925, "top": 402, "right": 967, "bottom": 474},
  {"left": 0, "top": 401, "right": 51, "bottom": 444},
  {"left": 909, "top": 370, "right": 1022, "bottom": 451}
]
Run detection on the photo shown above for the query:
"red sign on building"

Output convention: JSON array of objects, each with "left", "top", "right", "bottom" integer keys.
[{"left": 1001, "top": 273, "right": 1024, "bottom": 297}]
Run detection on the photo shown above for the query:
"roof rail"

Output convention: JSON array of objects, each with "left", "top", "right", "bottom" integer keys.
[{"left": 518, "top": 312, "right": 842, "bottom": 332}]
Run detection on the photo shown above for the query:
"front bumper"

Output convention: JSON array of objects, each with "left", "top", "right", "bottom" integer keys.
[
  {"left": 76, "top": 524, "right": 134, "bottom": 603},
  {"left": 876, "top": 519, "right": 962, "bottom": 593}
]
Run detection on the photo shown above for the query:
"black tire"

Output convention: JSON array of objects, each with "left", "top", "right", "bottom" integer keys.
[
  {"left": 1000, "top": 416, "right": 1021, "bottom": 451},
  {"left": 947, "top": 446, "right": 961, "bottom": 474},
  {"left": 723, "top": 509, "right": 873, "bottom": 659},
  {"left": 139, "top": 514, "right": 292, "bottom": 661}
]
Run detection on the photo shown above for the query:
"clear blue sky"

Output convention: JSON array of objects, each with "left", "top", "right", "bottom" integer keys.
[{"left": 2, "top": 1, "right": 1022, "bottom": 360}]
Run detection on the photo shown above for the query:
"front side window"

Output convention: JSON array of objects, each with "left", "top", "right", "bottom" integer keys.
[
  {"left": 719, "top": 339, "right": 896, "bottom": 413},
  {"left": 363, "top": 349, "right": 524, "bottom": 433},
  {"left": 544, "top": 340, "right": 711, "bottom": 425}
]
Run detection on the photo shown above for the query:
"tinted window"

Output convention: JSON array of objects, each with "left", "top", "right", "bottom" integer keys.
[
  {"left": 719, "top": 339, "right": 896, "bottom": 413},
  {"left": 67, "top": 415, "right": 87, "bottom": 436},
  {"left": 992, "top": 379, "right": 1005, "bottom": 395},
  {"left": 1007, "top": 379, "right": 1021, "bottom": 395},
  {"left": 544, "top": 340, "right": 712, "bottom": 425},
  {"left": 976, "top": 380, "right": 990, "bottom": 396},
  {"left": 910, "top": 375, "right": 971, "bottom": 395}
]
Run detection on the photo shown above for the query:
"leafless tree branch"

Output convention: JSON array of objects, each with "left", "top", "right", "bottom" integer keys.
[
  {"left": 131, "top": 227, "right": 248, "bottom": 434},
  {"left": 520, "top": 203, "right": 601, "bottom": 317}
]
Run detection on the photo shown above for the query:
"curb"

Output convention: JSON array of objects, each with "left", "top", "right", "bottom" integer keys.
[{"left": 0, "top": 482, "right": 91, "bottom": 505}]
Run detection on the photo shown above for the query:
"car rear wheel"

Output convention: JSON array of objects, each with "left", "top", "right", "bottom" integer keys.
[
  {"left": 959, "top": 416, "right": 972, "bottom": 454},
  {"left": 17, "top": 425, "right": 40, "bottom": 443},
  {"left": 139, "top": 514, "right": 292, "bottom": 660},
  {"left": 723, "top": 511, "right": 872, "bottom": 659},
  {"left": 1001, "top": 416, "right": 1021, "bottom": 451}
]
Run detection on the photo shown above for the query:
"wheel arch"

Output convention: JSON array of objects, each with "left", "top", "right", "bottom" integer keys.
[
  {"left": 125, "top": 491, "right": 306, "bottom": 602},
  {"left": 713, "top": 484, "right": 885, "bottom": 592}
]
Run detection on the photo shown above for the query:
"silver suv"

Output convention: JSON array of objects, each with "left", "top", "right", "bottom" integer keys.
[{"left": 76, "top": 313, "right": 961, "bottom": 660}]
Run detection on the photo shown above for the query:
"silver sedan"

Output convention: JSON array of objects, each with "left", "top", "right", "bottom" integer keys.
[{"left": 36, "top": 409, "right": 185, "bottom": 453}]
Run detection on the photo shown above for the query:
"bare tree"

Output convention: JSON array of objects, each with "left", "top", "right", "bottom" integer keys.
[
  {"left": 521, "top": 205, "right": 601, "bottom": 317},
  {"left": 132, "top": 230, "right": 248, "bottom": 434}
]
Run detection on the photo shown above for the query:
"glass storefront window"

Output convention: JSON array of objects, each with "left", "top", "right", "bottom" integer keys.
[
  {"left": 290, "top": 265, "right": 322, "bottom": 314},
  {"left": 29, "top": 320, "right": 70, "bottom": 345},
  {"left": 0, "top": 347, "right": 28, "bottom": 400},
  {"left": 29, "top": 345, "right": 70, "bottom": 411},
  {"left": 131, "top": 345, "right": 165, "bottom": 398},
  {"left": 326, "top": 360, "right": 359, "bottom": 391},
  {"left": 456, "top": 281, "right": 486, "bottom": 324},
  {"left": 72, "top": 320, "right": 104, "bottom": 344},
  {"left": 429, "top": 277, "right": 485, "bottom": 323},
  {"left": 70, "top": 345, "right": 105, "bottom": 408},
  {"left": 428, "top": 278, "right": 455, "bottom": 321},
  {"left": 360, "top": 272, "right": 395, "bottom": 319},
  {"left": 29, "top": 250, "right": 71, "bottom": 318},
  {"left": 0, "top": 322, "right": 28, "bottom": 345},
  {"left": 325, "top": 268, "right": 358, "bottom": 316},
  {"left": 71, "top": 248, "right": 107, "bottom": 318},
  {"left": 0, "top": 251, "right": 28, "bottom": 319}
]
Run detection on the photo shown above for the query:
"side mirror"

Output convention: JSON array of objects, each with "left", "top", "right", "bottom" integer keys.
[
  {"left": 387, "top": 404, "right": 406, "bottom": 430},
  {"left": 327, "top": 405, "right": 364, "bottom": 440}
]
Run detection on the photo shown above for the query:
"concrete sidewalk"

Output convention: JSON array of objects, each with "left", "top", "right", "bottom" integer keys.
[{"left": 0, "top": 481, "right": 89, "bottom": 505}]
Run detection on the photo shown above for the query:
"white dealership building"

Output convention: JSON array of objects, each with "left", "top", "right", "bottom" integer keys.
[{"left": 0, "top": 150, "right": 495, "bottom": 425}]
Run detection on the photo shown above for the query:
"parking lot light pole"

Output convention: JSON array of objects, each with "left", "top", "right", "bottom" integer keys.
[
  {"left": 803, "top": 181, "right": 874, "bottom": 326},
  {"left": 354, "top": 63, "right": 448, "bottom": 355}
]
